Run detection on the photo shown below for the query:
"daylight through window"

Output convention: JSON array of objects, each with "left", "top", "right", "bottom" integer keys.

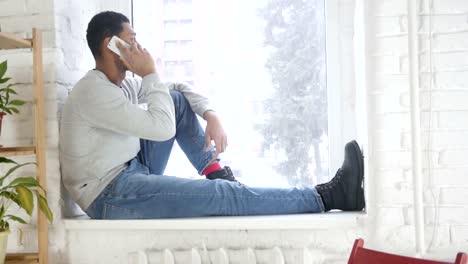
[{"left": 143, "top": 0, "right": 328, "bottom": 187}]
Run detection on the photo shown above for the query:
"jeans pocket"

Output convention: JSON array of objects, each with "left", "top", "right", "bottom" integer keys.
[{"left": 102, "top": 203, "right": 143, "bottom": 219}]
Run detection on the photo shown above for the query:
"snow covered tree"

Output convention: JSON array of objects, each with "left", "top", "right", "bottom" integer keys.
[{"left": 258, "top": 0, "right": 327, "bottom": 186}]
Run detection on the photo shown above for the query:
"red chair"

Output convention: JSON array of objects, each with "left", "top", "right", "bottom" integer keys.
[{"left": 348, "top": 238, "right": 468, "bottom": 264}]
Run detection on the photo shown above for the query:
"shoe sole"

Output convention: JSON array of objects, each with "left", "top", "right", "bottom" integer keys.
[{"left": 349, "top": 140, "right": 365, "bottom": 211}]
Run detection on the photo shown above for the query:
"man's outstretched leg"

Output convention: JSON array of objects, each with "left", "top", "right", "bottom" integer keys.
[
  {"left": 85, "top": 164, "right": 325, "bottom": 219},
  {"left": 138, "top": 90, "right": 237, "bottom": 181},
  {"left": 85, "top": 140, "right": 365, "bottom": 219}
]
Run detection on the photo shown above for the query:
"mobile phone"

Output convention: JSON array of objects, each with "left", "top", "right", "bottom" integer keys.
[{"left": 107, "top": 36, "right": 130, "bottom": 57}]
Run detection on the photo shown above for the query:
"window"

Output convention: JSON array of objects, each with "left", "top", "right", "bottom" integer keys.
[
  {"left": 164, "top": 60, "right": 194, "bottom": 81},
  {"left": 164, "top": 20, "right": 192, "bottom": 40},
  {"left": 133, "top": 0, "right": 360, "bottom": 188}
]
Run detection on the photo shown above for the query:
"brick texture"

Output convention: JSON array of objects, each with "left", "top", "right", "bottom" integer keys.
[{"left": 367, "top": 0, "right": 468, "bottom": 259}]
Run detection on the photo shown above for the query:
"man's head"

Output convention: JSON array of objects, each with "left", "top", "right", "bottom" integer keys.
[{"left": 86, "top": 11, "right": 136, "bottom": 70}]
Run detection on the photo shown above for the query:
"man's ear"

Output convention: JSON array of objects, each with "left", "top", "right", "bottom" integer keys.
[
  {"left": 103, "top": 36, "right": 111, "bottom": 47},
  {"left": 101, "top": 36, "right": 112, "bottom": 56}
]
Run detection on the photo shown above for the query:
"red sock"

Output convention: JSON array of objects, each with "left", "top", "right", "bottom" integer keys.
[{"left": 202, "top": 162, "right": 222, "bottom": 176}]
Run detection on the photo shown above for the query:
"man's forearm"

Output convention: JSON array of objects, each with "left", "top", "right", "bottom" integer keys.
[
  {"left": 167, "top": 82, "right": 212, "bottom": 117},
  {"left": 203, "top": 110, "right": 217, "bottom": 121}
]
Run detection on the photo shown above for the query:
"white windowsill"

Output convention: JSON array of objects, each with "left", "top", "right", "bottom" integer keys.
[{"left": 63, "top": 211, "right": 366, "bottom": 231}]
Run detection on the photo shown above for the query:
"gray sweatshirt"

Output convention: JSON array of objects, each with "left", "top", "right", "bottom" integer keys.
[{"left": 59, "top": 70, "right": 211, "bottom": 210}]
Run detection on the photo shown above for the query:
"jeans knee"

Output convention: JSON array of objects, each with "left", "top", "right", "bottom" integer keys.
[
  {"left": 170, "top": 90, "right": 188, "bottom": 108},
  {"left": 170, "top": 90, "right": 183, "bottom": 101},
  {"left": 170, "top": 90, "right": 194, "bottom": 120}
]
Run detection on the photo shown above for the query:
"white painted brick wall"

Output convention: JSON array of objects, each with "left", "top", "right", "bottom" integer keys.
[
  {"left": 450, "top": 226, "right": 468, "bottom": 245},
  {"left": 438, "top": 111, "right": 468, "bottom": 129},
  {"left": 367, "top": 0, "right": 468, "bottom": 259},
  {"left": 0, "top": 0, "right": 73, "bottom": 262}
]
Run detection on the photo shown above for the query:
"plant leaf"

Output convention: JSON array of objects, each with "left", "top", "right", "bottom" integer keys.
[
  {"left": 0, "top": 88, "right": 17, "bottom": 94},
  {"left": 5, "top": 89, "right": 9, "bottom": 105},
  {"left": 0, "top": 191, "right": 21, "bottom": 207},
  {"left": 35, "top": 191, "right": 53, "bottom": 222},
  {"left": 0, "top": 205, "right": 5, "bottom": 219},
  {"left": 0, "top": 162, "right": 36, "bottom": 184},
  {"left": 9, "top": 100, "right": 25, "bottom": 106},
  {"left": 0, "top": 61, "right": 6, "bottom": 79},
  {"left": 0, "top": 220, "right": 6, "bottom": 232},
  {"left": 5, "top": 215, "right": 27, "bottom": 224},
  {"left": 7, "top": 177, "right": 40, "bottom": 189},
  {"left": 9, "top": 107, "right": 19, "bottom": 114},
  {"left": 0, "top": 77, "right": 11, "bottom": 84},
  {"left": 0, "top": 157, "right": 17, "bottom": 164},
  {"left": 15, "top": 186, "right": 34, "bottom": 216},
  {"left": 3, "top": 108, "right": 12, "bottom": 115}
]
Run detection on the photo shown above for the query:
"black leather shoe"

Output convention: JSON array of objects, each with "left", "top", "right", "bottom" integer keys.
[
  {"left": 316, "top": 140, "right": 365, "bottom": 212},
  {"left": 206, "top": 166, "right": 239, "bottom": 182}
]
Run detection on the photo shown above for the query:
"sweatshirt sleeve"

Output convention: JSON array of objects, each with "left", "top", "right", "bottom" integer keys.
[
  {"left": 79, "top": 73, "right": 176, "bottom": 141},
  {"left": 134, "top": 77, "right": 213, "bottom": 117},
  {"left": 166, "top": 82, "right": 213, "bottom": 117}
]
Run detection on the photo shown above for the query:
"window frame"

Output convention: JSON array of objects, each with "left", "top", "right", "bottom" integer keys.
[
  {"left": 326, "top": 0, "right": 368, "bottom": 176},
  {"left": 326, "top": 0, "right": 344, "bottom": 176},
  {"left": 127, "top": 0, "right": 369, "bottom": 223}
]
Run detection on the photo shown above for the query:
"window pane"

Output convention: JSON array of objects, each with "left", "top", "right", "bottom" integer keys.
[
  {"left": 154, "top": 0, "right": 327, "bottom": 187},
  {"left": 163, "top": 41, "right": 178, "bottom": 60},
  {"left": 164, "top": 61, "right": 178, "bottom": 79},
  {"left": 179, "top": 41, "right": 192, "bottom": 60},
  {"left": 181, "top": 60, "right": 195, "bottom": 78},
  {"left": 163, "top": 0, "right": 177, "bottom": 20},
  {"left": 179, "top": 20, "right": 193, "bottom": 40},
  {"left": 178, "top": 0, "right": 192, "bottom": 19},
  {"left": 164, "top": 20, "right": 192, "bottom": 40},
  {"left": 164, "top": 21, "right": 178, "bottom": 40}
]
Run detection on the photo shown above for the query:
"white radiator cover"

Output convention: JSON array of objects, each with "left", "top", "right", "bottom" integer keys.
[
  {"left": 60, "top": 215, "right": 359, "bottom": 263},
  {"left": 128, "top": 247, "right": 313, "bottom": 264},
  {"left": 61, "top": 225, "right": 354, "bottom": 264}
]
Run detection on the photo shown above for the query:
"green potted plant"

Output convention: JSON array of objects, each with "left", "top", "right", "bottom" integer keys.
[
  {"left": 0, "top": 60, "right": 26, "bottom": 139},
  {"left": 0, "top": 156, "right": 53, "bottom": 263}
]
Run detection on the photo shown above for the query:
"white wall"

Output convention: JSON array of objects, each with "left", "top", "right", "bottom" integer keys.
[
  {"left": 0, "top": 0, "right": 64, "bottom": 261},
  {"left": 366, "top": 0, "right": 468, "bottom": 257},
  {"left": 0, "top": 0, "right": 130, "bottom": 262},
  {"left": 0, "top": 0, "right": 468, "bottom": 263}
]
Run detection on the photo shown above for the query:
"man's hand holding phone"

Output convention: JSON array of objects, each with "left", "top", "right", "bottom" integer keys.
[{"left": 115, "top": 39, "right": 156, "bottom": 78}]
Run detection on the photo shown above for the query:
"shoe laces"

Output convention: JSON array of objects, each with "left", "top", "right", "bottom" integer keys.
[
  {"left": 224, "top": 166, "right": 238, "bottom": 182},
  {"left": 317, "top": 168, "right": 343, "bottom": 190}
]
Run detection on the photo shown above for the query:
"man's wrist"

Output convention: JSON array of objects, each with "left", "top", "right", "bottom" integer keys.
[
  {"left": 203, "top": 110, "right": 217, "bottom": 121},
  {"left": 142, "top": 69, "right": 157, "bottom": 78}
]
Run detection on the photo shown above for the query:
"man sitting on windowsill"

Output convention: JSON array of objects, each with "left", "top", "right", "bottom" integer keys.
[{"left": 59, "top": 11, "right": 365, "bottom": 219}]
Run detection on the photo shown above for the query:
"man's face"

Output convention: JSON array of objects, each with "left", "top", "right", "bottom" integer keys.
[
  {"left": 104, "top": 23, "right": 136, "bottom": 71},
  {"left": 117, "top": 23, "right": 137, "bottom": 45}
]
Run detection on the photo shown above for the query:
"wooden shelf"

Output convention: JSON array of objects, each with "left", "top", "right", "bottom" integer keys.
[
  {"left": 0, "top": 146, "right": 36, "bottom": 157},
  {"left": 1, "top": 28, "right": 48, "bottom": 264},
  {"left": 0, "top": 32, "right": 32, "bottom": 49},
  {"left": 5, "top": 261, "right": 38, "bottom": 264},
  {"left": 6, "top": 253, "right": 39, "bottom": 264}
]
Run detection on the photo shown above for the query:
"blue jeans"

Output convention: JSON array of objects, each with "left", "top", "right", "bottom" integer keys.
[{"left": 85, "top": 91, "right": 325, "bottom": 219}]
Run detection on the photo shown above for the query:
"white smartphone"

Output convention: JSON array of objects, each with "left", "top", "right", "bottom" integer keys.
[{"left": 107, "top": 35, "right": 130, "bottom": 57}]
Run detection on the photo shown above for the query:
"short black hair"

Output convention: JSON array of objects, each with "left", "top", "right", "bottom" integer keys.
[{"left": 86, "top": 11, "right": 130, "bottom": 59}]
